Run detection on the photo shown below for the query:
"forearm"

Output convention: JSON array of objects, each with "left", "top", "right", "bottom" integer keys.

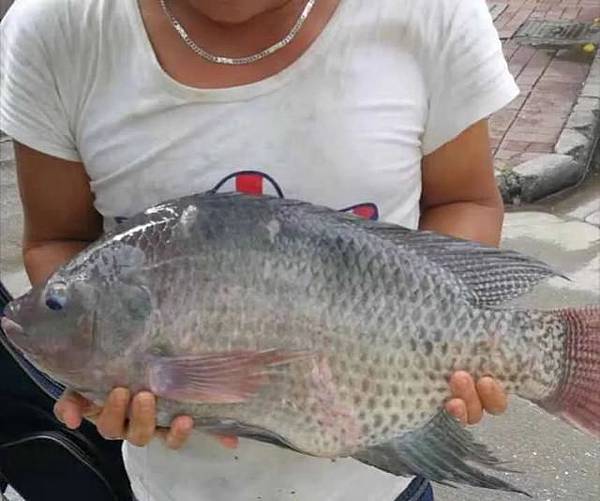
[
  {"left": 23, "top": 240, "right": 93, "bottom": 286},
  {"left": 418, "top": 199, "right": 504, "bottom": 247}
]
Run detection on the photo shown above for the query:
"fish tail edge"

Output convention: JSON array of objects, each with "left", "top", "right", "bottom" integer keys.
[{"left": 540, "top": 305, "right": 600, "bottom": 438}]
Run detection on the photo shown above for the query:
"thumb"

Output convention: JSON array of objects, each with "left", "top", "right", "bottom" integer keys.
[{"left": 213, "top": 434, "right": 239, "bottom": 449}]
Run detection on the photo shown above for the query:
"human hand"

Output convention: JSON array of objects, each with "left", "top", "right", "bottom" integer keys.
[
  {"left": 445, "top": 371, "right": 508, "bottom": 425},
  {"left": 53, "top": 388, "right": 207, "bottom": 449}
]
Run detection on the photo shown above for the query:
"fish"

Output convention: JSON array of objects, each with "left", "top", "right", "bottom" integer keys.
[{"left": 1, "top": 192, "right": 599, "bottom": 495}]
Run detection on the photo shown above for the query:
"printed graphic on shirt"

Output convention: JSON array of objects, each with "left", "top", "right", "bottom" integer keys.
[
  {"left": 339, "top": 203, "right": 379, "bottom": 221},
  {"left": 114, "top": 170, "right": 379, "bottom": 224},
  {"left": 211, "top": 170, "right": 285, "bottom": 199}
]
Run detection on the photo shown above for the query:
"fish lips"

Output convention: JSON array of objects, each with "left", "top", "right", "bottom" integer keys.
[
  {"left": 1, "top": 313, "right": 36, "bottom": 355},
  {"left": 2, "top": 300, "right": 43, "bottom": 357},
  {"left": 1, "top": 315, "right": 25, "bottom": 341},
  {"left": 2, "top": 289, "right": 37, "bottom": 332},
  {"left": 2, "top": 299, "right": 26, "bottom": 340}
]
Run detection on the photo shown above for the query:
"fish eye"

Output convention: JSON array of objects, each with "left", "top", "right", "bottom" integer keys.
[{"left": 45, "top": 282, "right": 68, "bottom": 311}]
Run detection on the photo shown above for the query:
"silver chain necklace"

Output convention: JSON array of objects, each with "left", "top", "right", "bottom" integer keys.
[{"left": 158, "top": 0, "right": 318, "bottom": 65}]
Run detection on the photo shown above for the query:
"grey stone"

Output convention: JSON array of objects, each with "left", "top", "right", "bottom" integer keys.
[
  {"left": 581, "top": 53, "right": 600, "bottom": 95},
  {"left": 573, "top": 97, "right": 600, "bottom": 113},
  {"left": 587, "top": 54, "right": 600, "bottom": 82},
  {"left": 495, "top": 168, "right": 522, "bottom": 204},
  {"left": 555, "top": 129, "right": 590, "bottom": 157},
  {"left": 581, "top": 82, "right": 600, "bottom": 99},
  {"left": 566, "top": 109, "right": 597, "bottom": 129},
  {"left": 513, "top": 154, "right": 584, "bottom": 202},
  {"left": 566, "top": 96, "right": 599, "bottom": 133}
]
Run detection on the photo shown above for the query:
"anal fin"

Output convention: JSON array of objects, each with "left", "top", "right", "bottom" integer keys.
[
  {"left": 353, "top": 411, "right": 530, "bottom": 496},
  {"left": 197, "top": 418, "right": 302, "bottom": 452}
]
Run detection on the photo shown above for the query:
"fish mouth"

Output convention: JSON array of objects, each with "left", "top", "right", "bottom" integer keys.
[
  {"left": 1, "top": 315, "right": 24, "bottom": 337},
  {"left": 1, "top": 316, "right": 26, "bottom": 344},
  {"left": 0, "top": 316, "right": 32, "bottom": 356}
]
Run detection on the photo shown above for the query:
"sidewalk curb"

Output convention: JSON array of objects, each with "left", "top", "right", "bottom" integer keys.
[{"left": 497, "top": 49, "right": 600, "bottom": 204}]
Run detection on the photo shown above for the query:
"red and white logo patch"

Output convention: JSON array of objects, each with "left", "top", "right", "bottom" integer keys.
[
  {"left": 339, "top": 203, "right": 379, "bottom": 221},
  {"left": 212, "top": 171, "right": 284, "bottom": 198}
]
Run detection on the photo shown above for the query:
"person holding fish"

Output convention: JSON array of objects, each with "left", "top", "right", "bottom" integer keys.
[{"left": 5, "top": 1, "right": 595, "bottom": 501}]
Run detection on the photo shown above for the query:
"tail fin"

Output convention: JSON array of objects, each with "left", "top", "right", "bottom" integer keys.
[{"left": 540, "top": 306, "right": 600, "bottom": 437}]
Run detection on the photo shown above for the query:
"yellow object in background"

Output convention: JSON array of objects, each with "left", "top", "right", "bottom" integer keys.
[{"left": 582, "top": 43, "right": 597, "bottom": 53}]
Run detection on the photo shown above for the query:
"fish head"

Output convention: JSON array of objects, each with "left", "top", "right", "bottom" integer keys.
[
  {"left": 2, "top": 273, "right": 101, "bottom": 376},
  {"left": 2, "top": 240, "right": 154, "bottom": 393}
]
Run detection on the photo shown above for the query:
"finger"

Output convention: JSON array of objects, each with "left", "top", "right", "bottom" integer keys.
[
  {"left": 477, "top": 377, "right": 508, "bottom": 415},
  {"left": 445, "top": 398, "right": 468, "bottom": 425},
  {"left": 215, "top": 434, "right": 239, "bottom": 449},
  {"left": 54, "top": 390, "right": 97, "bottom": 429},
  {"left": 96, "top": 388, "right": 131, "bottom": 440},
  {"left": 449, "top": 371, "right": 483, "bottom": 425},
  {"left": 164, "top": 416, "right": 194, "bottom": 450},
  {"left": 126, "top": 392, "right": 157, "bottom": 447}
]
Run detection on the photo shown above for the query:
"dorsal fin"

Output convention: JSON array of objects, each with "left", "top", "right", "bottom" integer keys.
[
  {"left": 352, "top": 220, "right": 560, "bottom": 307},
  {"left": 142, "top": 192, "right": 560, "bottom": 307}
]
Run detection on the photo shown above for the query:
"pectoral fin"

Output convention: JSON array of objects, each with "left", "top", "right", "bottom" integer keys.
[{"left": 148, "top": 350, "right": 310, "bottom": 404}]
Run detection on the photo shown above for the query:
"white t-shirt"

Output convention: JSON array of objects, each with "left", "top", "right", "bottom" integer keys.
[{"left": 0, "top": 0, "right": 519, "bottom": 499}]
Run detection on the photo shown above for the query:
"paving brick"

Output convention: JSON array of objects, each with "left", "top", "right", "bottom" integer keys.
[
  {"left": 561, "top": 6, "right": 581, "bottom": 20},
  {"left": 490, "top": 108, "right": 520, "bottom": 129},
  {"left": 505, "top": 94, "right": 528, "bottom": 110},
  {"left": 515, "top": 49, "right": 555, "bottom": 85},
  {"left": 508, "top": 46, "right": 538, "bottom": 77},
  {"left": 544, "top": 59, "right": 592, "bottom": 83},
  {"left": 579, "top": 6, "right": 600, "bottom": 21},
  {"left": 490, "top": 136, "right": 502, "bottom": 149},
  {"left": 547, "top": 7, "right": 566, "bottom": 18},
  {"left": 527, "top": 142, "right": 556, "bottom": 153},
  {"left": 534, "top": 79, "right": 582, "bottom": 92},
  {"left": 501, "top": 140, "right": 533, "bottom": 151},
  {"left": 499, "top": 6, "right": 536, "bottom": 38},
  {"left": 518, "top": 152, "right": 546, "bottom": 163},
  {"left": 487, "top": 0, "right": 596, "bottom": 168},
  {"left": 507, "top": 127, "right": 563, "bottom": 139},
  {"left": 495, "top": 148, "right": 522, "bottom": 160}
]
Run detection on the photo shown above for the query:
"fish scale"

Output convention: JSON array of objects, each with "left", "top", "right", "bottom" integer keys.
[{"left": 2, "top": 192, "right": 599, "bottom": 496}]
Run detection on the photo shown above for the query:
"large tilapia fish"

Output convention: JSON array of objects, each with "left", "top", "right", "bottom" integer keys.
[{"left": 2, "top": 193, "right": 599, "bottom": 494}]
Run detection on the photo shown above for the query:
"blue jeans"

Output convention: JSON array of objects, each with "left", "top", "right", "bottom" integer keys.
[{"left": 395, "top": 477, "right": 434, "bottom": 501}]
